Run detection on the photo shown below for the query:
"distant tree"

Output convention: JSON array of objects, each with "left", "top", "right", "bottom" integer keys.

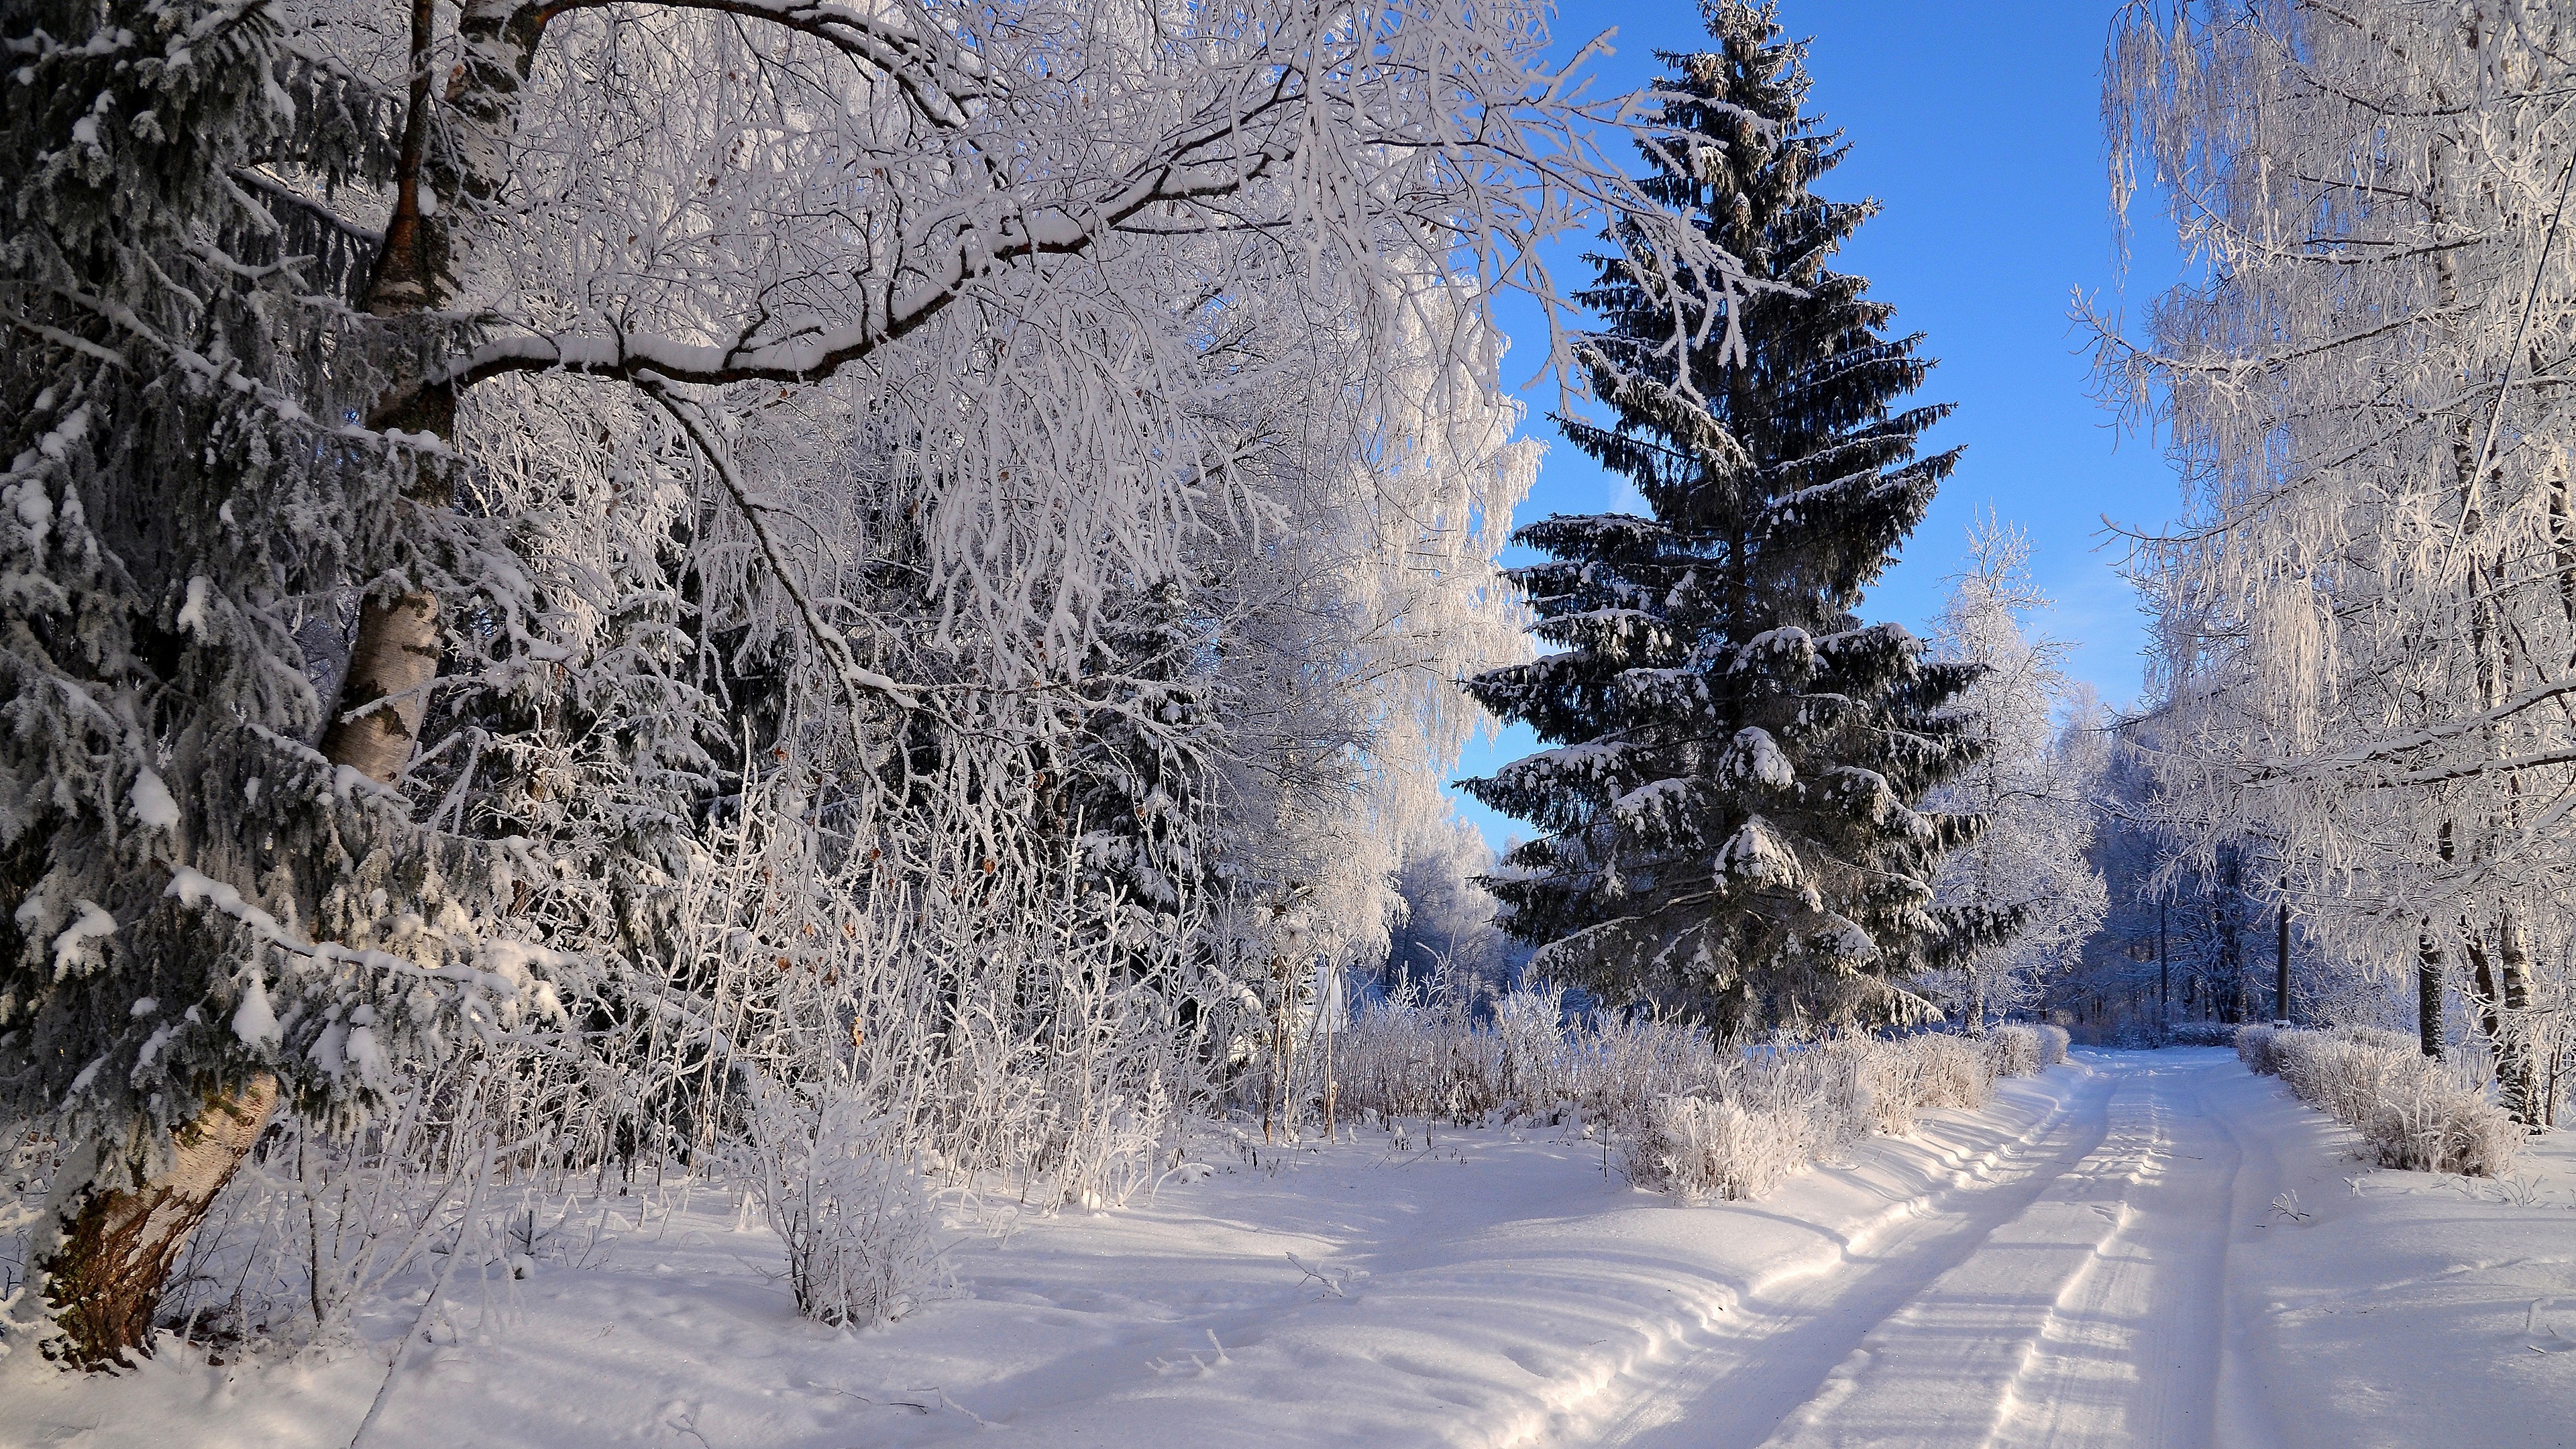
[
  {"left": 1924, "top": 521, "right": 2108, "bottom": 1031},
  {"left": 1380, "top": 816, "right": 1519, "bottom": 993},
  {"left": 1463, "top": 2, "right": 1987, "bottom": 1030}
]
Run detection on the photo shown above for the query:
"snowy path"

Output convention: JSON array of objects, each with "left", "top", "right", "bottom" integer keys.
[
  {"left": 1601, "top": 1053, "right": 2240, "bottom": 1449},
  {"left": 9, "top": 1050, "right": 2571, "bottom": 1449}
]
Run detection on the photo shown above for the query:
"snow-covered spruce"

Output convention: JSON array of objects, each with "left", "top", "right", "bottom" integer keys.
[{"left": 1463, "top": 4, "right": 1988, "bottom": 1031}]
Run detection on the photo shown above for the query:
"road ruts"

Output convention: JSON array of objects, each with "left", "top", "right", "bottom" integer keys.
[{"left": 1602, "top": 1053, "right": 2250, "bottom": 1449}]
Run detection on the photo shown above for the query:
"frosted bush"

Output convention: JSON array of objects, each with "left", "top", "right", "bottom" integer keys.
[
  {"left": 1625, "top": 1095, "right": 1821, "bottom": 1202},
  {"left": 1983, "top": 1026, "right": 2042, "bottom": 1080},
  {"left": 740, "top": 1084, "right": 950, "bottom": 1328},
  {"left": 2272, "top": 1034, "right": 2390, "bottom": 1126},
  {"left": 2362, "top": 1067, "right": 2522, "bottom": 1177},
  {"left": 1328, "top": 979, "right": 1725, "bottom": 1130},
  {"left": 2257, "top": 1028, "right": 2519, "bottom": 1177},
  {"left": 2236, "top": 1024, "right": 2282, "bottom": 1075},
  {"left": 1817, "top": 1037, "right": 1915, "bottom": 1137},
  {"left": 1902, "top": 1034, "right": 1996, "bottom": 1108},
  {"left": 2037, "top": 1024, "right": 2070, "bottom": 1065},
  {"left": 1328, "top": 987, "right": 2063, "bottom": 1205},
  {"left": 1614, "top": 1029, "right": 2045, "bottom": 1204},
  {"left": 1493, "top": 984, "right": 1574, "bottom": 1112},
  {"left": 2338, "top": 1026, "right": 2417, "bottom": 1057}
]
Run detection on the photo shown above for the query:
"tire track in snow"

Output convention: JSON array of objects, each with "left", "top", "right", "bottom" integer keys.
[
  {"left": 1582, "top": 1066, "right": 2123, "bottom": 1449},
  {"left": 1597, "top": 1053, "right": 2253, "bottom": 1449},
  {"left": 1979, "top": 1054, "right": 2240, "bottom": 1449}
]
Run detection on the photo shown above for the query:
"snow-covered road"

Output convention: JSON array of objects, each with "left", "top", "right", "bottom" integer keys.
[
  {"left": 9, "top": 1049, "right": 2570, "bottom": 1449},
  {"left": 1605, "top": 1053, "right": 2237, "bottom": 1448},
  {"left": 1599, "top": 1049, "right": 2571, "bottom": 1449}
]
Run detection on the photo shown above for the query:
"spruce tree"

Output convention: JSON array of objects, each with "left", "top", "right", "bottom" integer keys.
[
  {"left": 1463, "top": 3, "right": 1990, "bottom": 1030},
  {"left": 1055, "top": 578, "right": 1217, "bottom": 918}
]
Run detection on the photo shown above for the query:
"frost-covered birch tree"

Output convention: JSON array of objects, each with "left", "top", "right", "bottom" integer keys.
[
  {"left": 2096, "top": 0, "right": 2576, "bottom": 1124},
  {"left": 1924, "top": 520, "right": 2108, "bottom": 1031},
  {"left": 2, "top": 0, "right": 1735, "bottom": 1364}
]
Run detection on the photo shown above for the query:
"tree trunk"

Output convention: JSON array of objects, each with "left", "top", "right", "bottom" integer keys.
[
  {"left": 2416, "top": 924, "right": 2445, "bottom": 1060},
  {"left": 2492, "top": 914, "right": 2538, "bottom": 1128},
  {"left": 39, "top": 1075, "right": 281, "bottom": 1367},
  {"left": 2464, "top": 920, "right": 2539, "bottom": 1129},
  {"left": 36, "top": 48, "right": 466, "bottom": 1354},
  {"left": 319, "top": 590, "right": 445, "bottom": 783},
  {"left": 2272, "top": 888, "right": 2290, "bottom": 1024},
  {"left": 2157, "top": 900, "right": 2168, "bottom": 1028}
]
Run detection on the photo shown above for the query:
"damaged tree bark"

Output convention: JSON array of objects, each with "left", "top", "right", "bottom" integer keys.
[{"left": 40, "top": 1077, "right": 282, "bottom": 1366}]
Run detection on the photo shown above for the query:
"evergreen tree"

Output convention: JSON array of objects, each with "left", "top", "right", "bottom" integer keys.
[
  {"left": 1055, "top": 578, "right": 1218, "bottom": 919},
  {"left": 1463, "top": 3, "right": 1988, "bottom": 1030}
]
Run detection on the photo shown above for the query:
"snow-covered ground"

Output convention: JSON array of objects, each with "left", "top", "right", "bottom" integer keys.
[{"left": 7, "top": 1049, "right": 2570, "bottom": 1448}]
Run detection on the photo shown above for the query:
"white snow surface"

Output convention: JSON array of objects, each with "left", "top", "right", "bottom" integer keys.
[{"left": 6, "top": 1049, "right": 2571, "bottom": 1448}]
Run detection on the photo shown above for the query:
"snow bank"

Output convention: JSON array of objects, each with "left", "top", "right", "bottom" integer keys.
[
  {"left": 2238, "top": 1024, "right": 2521, "bottom": 1176},
  {"left": 2195, "top": 1050, "right": 2576, "bottom": 1449}
]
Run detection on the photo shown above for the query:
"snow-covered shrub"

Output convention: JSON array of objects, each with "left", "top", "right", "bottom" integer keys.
[
  {"left": 1572, "top": 1011, "right": 1733, "bottom": 1125},
  {"left": 1983, "top": 1026, "right": 2042, "bottom": 1080},
  {"left": 1494, "top": 983, "right": 1576, "bottom": 1113},
  {"left": 2337, "top": 1026, "right": 2418, "bottom": 1057},
  {"left": 2261, "top": 1028, "right": 2520, "bottom": 1177},
  {"left": 2271, "top": 1033, "right": 2390, "bottom": 1125},
  {"left": 1328, "top": 977, "right": 1724, "bottom": 1131},
  {"left": 2236, "top": 1024, "right": 2282, "bottom": 1075},
  {"left": 2169, "top": 1021, "right": 2239, "bottom": 1048},
  {"left": 1331, "top": 975, "right": 1505, "bottom": 1125},
  {"left": 1902, "top": 1034, "right": 1997, "bottom": 1109},
  {"left": 2037, "top": 1024, "right": 2070, "bottom": 1065},
  {"left": 1625, "top": 1095, "right": 1821, "bottom": 1201},
  {"left": 1815, "top": 1037, "right": 1915, "bottom": 1137},
  {"left": 740, "top": 1083, "right": 949, "bottom": 1328},
  {"left": 2361, "top": 1066, "right": 2522, "bottom": 1177},
  {"left": 1616, "top": 1031, "right": 2030, "bottom": 1203}
]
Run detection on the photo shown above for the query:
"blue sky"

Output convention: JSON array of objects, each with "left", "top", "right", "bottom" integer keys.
[{"left": 1448, "top": 0, "right": 2195, "bottom": 853}]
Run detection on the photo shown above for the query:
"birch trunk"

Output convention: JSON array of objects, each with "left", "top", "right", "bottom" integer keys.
[
  {"left": 37, "top": 0, "right": 472, "bottom": 1367},
  {"left": 39, "top": 1077, "right": 282, "bottom": 1366},
  {"left": 42, "top": 545, "right": 441, "bottom": 1365},
  {"left": 2490, "top": 914, "right": 2539, "bottom": 1128}
]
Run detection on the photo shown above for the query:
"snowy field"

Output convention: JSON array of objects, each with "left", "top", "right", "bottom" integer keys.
[{"left": 4, "top": 1048, "right": 2569, "bottom": 1449}]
